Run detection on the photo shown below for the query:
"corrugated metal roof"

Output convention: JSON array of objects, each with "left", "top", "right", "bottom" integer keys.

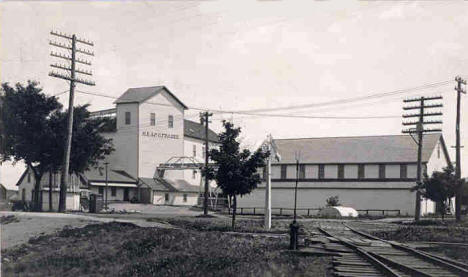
[
  {"left": 139, "top": 177, "right": 173, "bottom": 192},
  {"left": 273, "top": 133, "right": 443, "bottom": 164},
  {"left": 84, "top": 168, "right": 138, "bottom": 184},
  {"left": 165, "top": 179, "right": 200, "bottom": 193},
  {"left": 114, "top": 86, "right": 188, "bottom": 109},
  {"left": 184, "top": 119, "right": 219, "bottom": 143}
]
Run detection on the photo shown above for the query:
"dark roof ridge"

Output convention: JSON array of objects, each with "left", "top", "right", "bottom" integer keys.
[{"left": 274, "top": 133, "right": 441, "bottom": 141}]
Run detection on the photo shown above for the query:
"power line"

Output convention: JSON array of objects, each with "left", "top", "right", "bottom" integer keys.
[{"left": 227, "top": 80, "right": 452, "bottom": 114}]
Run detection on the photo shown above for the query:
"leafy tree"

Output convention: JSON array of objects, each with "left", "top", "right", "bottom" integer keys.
[
  {"left": 326, "top": 195, "right": 340, "bottom": 207},
  {"left": 1, "top": 82, "right": 62, "bottom": 210},
  {"left": 50, "top": 105, "right": 114, "bottom": 211},
  {"left": 209, "top": 121, "right": 269, "bottom": 228},
  {"left": 419, "top": 167, "right": 458, "bottom": 219},
  {"left": 1, "top": 81, "right": 114, "bottom": 211}
]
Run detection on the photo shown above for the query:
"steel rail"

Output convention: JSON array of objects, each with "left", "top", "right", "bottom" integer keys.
[
  {"left": 318, "top": 227, "right": 403, "bottom": 277},
  {"left": 344, "top": 223, "right": 468, "bottom": 276}
]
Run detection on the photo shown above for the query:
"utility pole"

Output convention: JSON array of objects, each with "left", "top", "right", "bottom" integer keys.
[
  {"left": 403, "top": 96, "right": 443, "bottom": 221},
  {"left": 49, "top": 31, "right": 95, "bottom": 212},
  {"left": 200, "top": 111, "right": 213, "bottom": 215},
  {"left": 290, "top": 151, "right": 300, "bottom": 250},
  {"left": 49, "top": 169, "right": 53, "bottom": 211},
  {"left": 105, "top": 161, "right": 109, "bottom": 210},
  {"left": 455, "top": 76, "right": 466, "bottom": 222},
  {"left": 261, "top": 134, "right": 280, "bottom": 230}
]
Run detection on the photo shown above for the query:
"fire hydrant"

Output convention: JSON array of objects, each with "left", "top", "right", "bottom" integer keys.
[{"left": 289, "top": 220, "right": 300, "bottom": 250}]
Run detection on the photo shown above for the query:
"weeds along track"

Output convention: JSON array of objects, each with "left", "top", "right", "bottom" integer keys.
[{"left": 318, "top": 224, "right": 468, "bottom": 277}]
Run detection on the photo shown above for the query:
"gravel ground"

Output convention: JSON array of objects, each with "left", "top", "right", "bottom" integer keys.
[{"left": 1, "top": 215, "right": 95, "bottom": 250}]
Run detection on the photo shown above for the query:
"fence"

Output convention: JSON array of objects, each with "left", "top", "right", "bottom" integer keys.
[
  {"left": 197, "top": 197, "right": 229, "bottom": 210},
  {"left": 356, "top": 209, "right": 401, "bottom": 216},
  {"left": 228, "top": 207, "right": 321, "bottom": 216},
  {"left": 227, "top": 207, "right": 401, "bottom": 217}
]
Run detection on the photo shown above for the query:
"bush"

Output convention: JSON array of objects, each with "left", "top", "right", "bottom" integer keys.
[
  {"left": 11, "top": 200, "right": 31, "bottom": 211},
  {"left": 325, "top": 196, "right": 340, "bottom": 207}
]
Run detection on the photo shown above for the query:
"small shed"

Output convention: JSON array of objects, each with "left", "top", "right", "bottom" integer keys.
[{"left": 319, "top": 206, "right": 359, "bottom": 218}]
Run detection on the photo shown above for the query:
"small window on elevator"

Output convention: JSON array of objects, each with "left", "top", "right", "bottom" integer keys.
[
  {"left": 150, "top": 113, "right": 156, "bottom": 126},
  {"left": 125, "top": 112, "right": 131, "bottom": 125},
  {"left": 168, "top": 115, "right": 174, "bottom": 128}
]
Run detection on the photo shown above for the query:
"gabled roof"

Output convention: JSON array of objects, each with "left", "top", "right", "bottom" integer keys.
[
  {"left": 184, "top": 119, "right": 219, "bottom": 143},
  {"left": 139, "top": 177, "right": 199, "bottom": 193},
  {"left": 114, "top": 86, "right": 188, "bottom": 109},
  {"left": 84, "top": 168, "right": 138, "bottom": 184},
  {"left": 273, "top": 133, "right": 446, "bottom": 164},
  {"left": 139, "top": 177, "right": 173, "bottom": 192},
  {"left": 165, "top": 179, "right": 200, "bottom": 193}
]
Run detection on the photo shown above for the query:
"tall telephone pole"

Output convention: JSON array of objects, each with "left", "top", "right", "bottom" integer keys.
[
  {"left": 455, "top": 76, "right": 466, "bottom": 222},
  {"left": 200, "top": 111, "right": 213, "bottom": 215},
  {"left": 403, "top": 96, "right": 443, "bottom": 221},
  {"left": 261, "top": 134, "right": 280, "bottom": 230},
  {"left": 49, "top": 31, "right": 95, "bottom": 212}
]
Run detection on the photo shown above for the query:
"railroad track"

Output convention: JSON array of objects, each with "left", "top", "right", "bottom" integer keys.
[{"left": 317, "top": 224, "right": 468, "bottom": 277}]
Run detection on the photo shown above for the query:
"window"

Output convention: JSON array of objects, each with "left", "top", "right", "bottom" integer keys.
[
  {"left": 318, "top": 164, "right": 325, "bottom": 179},
  {"left": 338, "top": 164, "right": 344, "bottom": 179},
  {"left": 437, "top": 144, "right": 441, "bottom": 159},
  {"left": 400, "top": 164, "right": 407, "bottom": 179},
  {"left": 22, "top": 188, "right": 26, "bottom": 201},
  {"left": 280, "top": 165, "right": 287, "bottom": 179},
  {"left": 150, "top": 113, "right": 156, "bottom": 126},
  {"left": 183, "top": 194, "right": 188, "bottom": 202},
  {"left": 168, "top": 115, "right": 174, "bottom": 128},
  {"left": 299, "top": 164, "right": 306, "bottom": 179},
  {"left": 379, "top": 164, "right": 386, "bottom": 179},
  {"left": 125, "top": 112, "right": 131, "bottom": 125},
  {"left": 358, "top": 164, "right": 365, "bottom": 179},
  {"left": 165, "top": 193, "right": 169, "bottom": 201},
  {"left": 193, "top": 145, "right": 197, "bottom": 157},
  {"left": 98, "top": 187, "right": 104, "bottom": 195},
  {"left": 192, "top": 170, "right": 197, "bottom": 179},
  {"left": 263, "top": 166, "right": 268, "bottom": 180},
  {"left": 202, "top": 146, "right": 206, "bottom": 159},
  {"left": 27, "top": 171, "right": 31, "bottom": 183},
  {"left": 111, "top": 187, "right": 116, "bottom": 197}
]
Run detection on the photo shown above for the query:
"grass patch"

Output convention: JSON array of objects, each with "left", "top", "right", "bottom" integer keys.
[
  {"left": 2, "top": 222, "right": 331, "bottom": 277},
  {"left": 372, "top": 224, "right": 468, "bottom": 263},
  {"left": 0, "top": 215, "right": 19, "bottom": 225},
  {"left": 147, "top": 216, "right": 322, "bottom": 237},
  {"left": 372, "top": 225, "right": 468, "bottom": 243}
]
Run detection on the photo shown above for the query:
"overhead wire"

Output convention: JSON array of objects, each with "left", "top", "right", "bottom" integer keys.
[{"left": 72, "top": 78, "right": 454, "bottom": 134}]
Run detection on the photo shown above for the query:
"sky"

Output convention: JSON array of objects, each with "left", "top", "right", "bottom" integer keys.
[{"left": 1, "top": 0, "right": 468, "bottom": 188}]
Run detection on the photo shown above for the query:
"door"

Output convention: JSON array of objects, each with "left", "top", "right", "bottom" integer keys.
[{"left": 123, "top": 188, "right": 129, "bottom": 201}]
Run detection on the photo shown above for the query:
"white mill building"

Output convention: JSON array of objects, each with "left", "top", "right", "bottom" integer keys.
[{"left": 17, "top": 86, "right": 219, "bottom": 210}]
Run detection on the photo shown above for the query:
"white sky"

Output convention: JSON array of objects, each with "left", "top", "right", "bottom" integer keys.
[{"left": 1, "top": 0, "right": 468, "bottom": 188}]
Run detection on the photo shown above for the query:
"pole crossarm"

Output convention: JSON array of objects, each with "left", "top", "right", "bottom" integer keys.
[
  {"left": 403, "top": 96, "right": 443, "bottom": 102},
  {"left": 50, "top": 52, "right": 92, "bottom": 65},
  {"left": 49, "top": 72, "right": 95, "bottom": 86},
  {"left": 402, "top": 128, "right": 442, "bottom": 134},
  {"left": 403, "top": 104, "right": 443, "bottom": 110},
  {"left": 50, "top": 64, "right": 92, "bottom": 76},
  {"left": 402, "top": 112, "right": 442, "bottom": 118},
  {"left": 402, "top": 120, "right": 442, "bottom": 126},
  {"left": 51, "top": 31, "right": 94, "bottom": 46}
]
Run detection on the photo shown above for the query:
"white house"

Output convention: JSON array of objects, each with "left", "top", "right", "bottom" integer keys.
[{"left": 238, "top": 134, "right": 452, "bottom": 216}]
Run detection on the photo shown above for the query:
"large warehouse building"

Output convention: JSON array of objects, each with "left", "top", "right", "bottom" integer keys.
[
  {"left": 17, "top": 86, "right": 219, "bottom": 210},
  {"left": 238, "top": 134, "right": 452, "bottom": 216}
]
